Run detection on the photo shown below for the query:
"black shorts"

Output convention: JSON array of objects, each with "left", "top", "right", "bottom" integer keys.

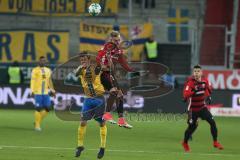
[
  {"left": 188, "top": 107, "right": 213, "bottom": 124},
  {"left": 100, "top": 71, "right": 118, "bottom": 91}
]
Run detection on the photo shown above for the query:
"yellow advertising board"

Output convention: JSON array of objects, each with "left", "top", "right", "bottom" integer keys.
[
  {"left": 0, "top": 0, "right": 118, "bottom": 16},
  {"left": 0, "top": 30, "right": 69, "bottom": 63},
  {"left": 80, "top": 22, "right": 153, "bottom": 61}
]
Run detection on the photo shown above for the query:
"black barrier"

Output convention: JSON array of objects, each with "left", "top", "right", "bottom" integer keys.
[{"left": 0, "top": 85, "right": 234, "bottom": 113}]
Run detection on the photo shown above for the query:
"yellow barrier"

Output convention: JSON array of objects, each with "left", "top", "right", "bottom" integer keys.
[{"left": 0, "top": 0, "right": 118, "bottom": 16}]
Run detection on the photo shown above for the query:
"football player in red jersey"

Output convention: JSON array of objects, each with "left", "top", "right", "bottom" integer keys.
[
  {"left": 96, "top": 31, "right": 134, "bottom": 128},
  {"left": 181, "top": 65, "right": 223, "bottom": 152}
]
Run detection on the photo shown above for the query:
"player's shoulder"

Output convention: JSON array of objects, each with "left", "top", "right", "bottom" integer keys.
[
  {"left": 45, "top": 66, "right": 51, "bottom": 70},
  {"left": 185, "top": 76, "right": 194, "bottom": 84},
  {"left": 32, "top": 66, "right": 39, "bottom": 72},
  {"left": 44, "top": 67, "right": 52, "bottom": 72}
]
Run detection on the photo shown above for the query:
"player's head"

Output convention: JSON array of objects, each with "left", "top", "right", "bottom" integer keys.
[
  {"left": 39, "top": 56, "right": 47, "bottom": 67},
  {"left": 79, "top": 51, "right": 90, "bottom": 68},
  {"left": 109, "top": 30, "right": 121, "bottom": 45},
  {"left": 193, "top": 65, "right": 202, "bottom": 81},
  {"left": 149, "top": 35, "right": 154, "bottom": 42}
]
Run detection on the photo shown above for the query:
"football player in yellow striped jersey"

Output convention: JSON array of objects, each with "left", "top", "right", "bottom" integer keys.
[
  {"left": 30, "top": 56, "right": 55, "bottom": 131},
  {"left": 74, "top": 51, "right": 107, "bottom": 159}
]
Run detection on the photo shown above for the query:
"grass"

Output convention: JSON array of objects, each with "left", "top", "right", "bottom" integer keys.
[{"left": 0, "top": 109, "right": 240, "bottom": 160}]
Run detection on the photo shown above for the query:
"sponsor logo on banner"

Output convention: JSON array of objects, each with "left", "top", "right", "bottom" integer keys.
[
  {"left": 0, "top": 30, "right": 69, "bottom": 63},
  {"left": 203, "top": 70, "right": 240, "bottom": 90},
  {"left": 0, "top": 86, "right": 144, "bottom": 109},
  {"left": 210, "top": 107, "right": 240, "bottom": 117}
]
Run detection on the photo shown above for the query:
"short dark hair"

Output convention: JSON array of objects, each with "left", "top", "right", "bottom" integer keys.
[
  {"left": 193, "top": 65, "right": 202, "bottom": 69},
  {"left": 39, "top": 56, "right": 45, "bottom": 60},
  {"left": 79, "top": 51, "right": 90, "bottom": 58}
]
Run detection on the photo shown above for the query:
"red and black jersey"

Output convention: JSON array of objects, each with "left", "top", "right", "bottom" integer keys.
[
  {"left": 96, "top": 42, "right": 134, "bottom": 72},
  {"left": 183, "top": 76, "right": 212, "bottom": 112}
]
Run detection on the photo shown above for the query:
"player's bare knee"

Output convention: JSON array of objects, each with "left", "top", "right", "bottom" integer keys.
[
  {"left": 80, "top": 121, "right": 87, "bottom": 126},
  {"left": 35, "top": 107, "right": 42, "bottom": 112},
  {"left": 109, "top": 90, "right": 118, "bottom": 97},
  {"left": 110, "top": 87, "right": 117, "bottom": 92},
  {"left": 45, "top": 108, "right": 50, "bottom": 112},
  {"left": 99, "top": 122, "right": 106, "bottom": 127}
]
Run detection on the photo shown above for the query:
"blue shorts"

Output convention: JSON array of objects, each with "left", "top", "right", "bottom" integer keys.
[
  {"left": 34, "top": 95, "right": 51, "bottom": 108},
  {"left": 82, "top": 96, "right": 105, "bottom": 123}
]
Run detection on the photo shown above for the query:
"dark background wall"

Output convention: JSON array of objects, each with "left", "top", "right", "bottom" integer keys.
[{"left": 158, "top": 44, "right": 191, "bottom": 74}]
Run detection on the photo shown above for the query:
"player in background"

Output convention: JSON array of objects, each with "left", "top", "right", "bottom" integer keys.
[
  {"left": 74, "top": 52, "right": 107, "bottom": 159},
  {"left": 96, "top": 31, "right": 134, "bottom": 128},
  {"left": 30, "top": 56, "right": 56, "bottom": 131},
  {"left": 181, "top": 65, "right": 223, "bottom": 152}
]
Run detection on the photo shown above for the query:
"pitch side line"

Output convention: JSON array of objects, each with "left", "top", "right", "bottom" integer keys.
[
  {"left": 0, "top": 145, "right": 240, "bottom": 157},
  {"left": 0, "top": 145, "right": 239, "bottom": 157}
]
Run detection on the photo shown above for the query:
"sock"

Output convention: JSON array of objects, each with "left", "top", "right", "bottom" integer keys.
[
  {"left": 40, "top": 110, "right": 48, "bottom": 120},
  {"left": 100, "top": 125, "right": 107, "bottom": 148},
  {"left": 34, "top": 111, "right": 42, "bottom": 128},
  {"left": 78, "top": 126, "right": 86, "bottom": 147}
]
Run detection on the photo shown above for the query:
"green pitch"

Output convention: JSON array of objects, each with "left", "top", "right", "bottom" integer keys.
[{"left": 0, "top": 109, "right": 240, "bottom": 160}]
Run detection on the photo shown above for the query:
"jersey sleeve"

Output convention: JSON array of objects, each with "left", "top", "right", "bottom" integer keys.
[
  {"left": 115, "top": 54, "right": 135, "bottom": 72},
  {"left": 183, "top": 80, "right": 195, "bottom": 100},
  {"left": 96, "top": 50, "right": 105, "bottom": 65}
]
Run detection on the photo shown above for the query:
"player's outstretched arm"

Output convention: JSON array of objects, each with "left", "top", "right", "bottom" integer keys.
[
  {"left": 74, "top": 65, "right": 83, "bottom": 77},
  {"left": 94, "top": 65, "right": 102, "bottom": 75}
]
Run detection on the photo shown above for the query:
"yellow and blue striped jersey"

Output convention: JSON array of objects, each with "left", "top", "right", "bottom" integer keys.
[
  {"left": 79, "top": 66, "right": 105, "bottom": 97},
  {"left": 30, "top": 66, "right": 54, "bottom": 95}
]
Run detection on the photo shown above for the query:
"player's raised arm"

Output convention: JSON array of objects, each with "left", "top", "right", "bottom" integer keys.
[
  {"left": 116, "top": 54, "right": 135, "bottom": 72},
  {"left": 74, "top": 65, "right": 83, "bottom": 77}
]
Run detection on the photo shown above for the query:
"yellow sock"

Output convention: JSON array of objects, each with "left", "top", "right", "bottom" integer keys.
[
  {"left": 34, "top": 111, "right": 42, "bottom": 128},
  {"left": 78, "top": 126, "right": 86, "bottom": 147},
  {"left": 40, "top": 110, "right": 48, "bottom": 120},
  {"left": 100, "top": 125, "right": 107, "bottom": 148}
]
